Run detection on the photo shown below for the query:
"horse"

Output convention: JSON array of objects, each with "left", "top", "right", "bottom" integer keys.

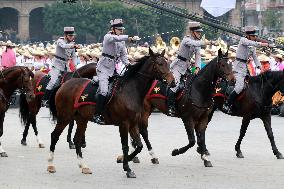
[
  {"left": 205, "top": 70, "right": 284, "bottom": 159},
  {"left": 0, "top": 66, "right": 35, "bottom": 157},
  {"left": 18, "top": 63, "right": 97, "bottom": 148},
  {"left": 118, "top": 49, "right": 234, "bottom": 167},
  {"left": 47, "top": 48, "right": 175, "bottom": 178}
]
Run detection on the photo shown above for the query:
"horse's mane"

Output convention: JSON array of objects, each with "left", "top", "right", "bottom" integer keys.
[
  {"left": 123, "top": 56, "right": 150, "bottom": 81},
  {"left": 249, "top": 71, "right": 283, "bottom": 83}
]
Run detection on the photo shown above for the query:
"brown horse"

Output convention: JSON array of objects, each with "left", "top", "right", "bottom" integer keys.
[
  {"left": 47, "top": 49, "right": 175, "bottom": 178},
  {"left": 18, "top": 63, "right": 97, "bottom": 148},
  {"left": 205, "top": 71, "right": 284, "bottom": 159},
  {"left": 120, "top": 49, "right": 234, "bottom": 167},
  {"left": 0, "top": 66, "right": 35, "bottom": 157}
]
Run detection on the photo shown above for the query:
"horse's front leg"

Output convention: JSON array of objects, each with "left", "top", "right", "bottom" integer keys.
[
  {"left": 235, "top": 117, "right": 251, "bottom": 158},
  {"left": 67, "top": 120, "right": 75, "bottom": 149},
  {"left": 119, "top": 122, "right": 136, "bottom": 178},
  {"left": 261, "top": 115, "right": 283, "bottom": 159},
  {"left": 0, "top": 112, "right": 7, "bottom": 157}
]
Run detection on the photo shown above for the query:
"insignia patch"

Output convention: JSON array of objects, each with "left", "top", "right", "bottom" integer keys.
[
  {"left": 154, "top": 87, "right": 160, "bottom": 93},
  {"left": 80, "top": 94, "right": 88, "bottom": 101},
  {"left": 37, "top": 85, "right": 42, "bottom": 91}
]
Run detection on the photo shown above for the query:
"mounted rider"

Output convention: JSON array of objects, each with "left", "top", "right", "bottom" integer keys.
[
  {"left": 92, "top": 19, "right": 140, "bottom": 124},
  {"left": 42, "top": 27, "right": 80, "bottom": 107},
  {"left": 223, "top": 26, "right": 269, "bottom": 114},
  {"left": 167, "top": 21, "right": 211, "bottom": 116}
]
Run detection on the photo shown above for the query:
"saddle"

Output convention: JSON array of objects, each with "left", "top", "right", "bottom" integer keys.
[
  {"left": 146, "top": 72, "right": 194, "bottom": 101},
  {"left": 74, "top": 75, "right": 120, "bottom": 109}
]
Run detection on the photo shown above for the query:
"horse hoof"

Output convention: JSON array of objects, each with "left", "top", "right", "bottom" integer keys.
[
  {"left": 0, "top": 152, "right": 8, "bottom": 157},
  {"left": 204, "top": 160, "right": 213, "bottom": 167},
  {"left": 132, "top": 157, "right": 140, "bottom": 163},
  {"left": 39, "top": 144, "right": 45, "bottom": 148},
  {"left": 69, "top": 143, "right": 76, "bottom": 149},
  {"left": 172, "top": 149, "right": 179, "bottom": 156},
  {"left": 126, "top": 171, "right": 136, "bottom": 178},
  {"left": 151, "top": 158, "right": 159, "bottom": 164},
  {"left": 197, "top": 147, "right": 210, "bottom": 156},
  {"left": 82, "top": 167, "right": 92, "bottom": 174},
  {"left": 117, "top": 155, "right": 123, "bottom": 163},
  {"left": 236, "top": 152, "right": 244, "bottom": 158},
  {"left": 47, "top": 165, "right": 56, "bottom": 173},
  {"left": 82, "top": 143, "right": 86, "bottom": 148},
  {"left": 21, "top": 139, "right": 27, "bottom": 146},
  {"left": 276, "top": 153, "right": 284, "bottom": 159}
]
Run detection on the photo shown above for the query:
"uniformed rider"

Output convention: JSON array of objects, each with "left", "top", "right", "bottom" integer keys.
[
  {"left": 167, "top": 22, "right": 211, "bottom": 116},
  {"left": 223, "top": 26, "right": 269, "bottom": 114},
  {"left": 93, "top": 19, "right": 140, "bottom": 124},
  {"left": 42, "top": 27, "right": 80, "bottom": 107}
]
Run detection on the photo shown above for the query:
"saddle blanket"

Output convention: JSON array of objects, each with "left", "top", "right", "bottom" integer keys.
[{"left": 74, "top": 80, "right": 99, "bottom": 109}]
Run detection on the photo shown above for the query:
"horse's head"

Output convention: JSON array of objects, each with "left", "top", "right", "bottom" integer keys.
[
  {"left": 148, "top": 48, "right": 175, "bottom": 87},
  {"left": 216, "top": 49, "right": 234, "bottom": 82},
  {"left": 19, "top": 67, "right": 35, "bottom": 102}
]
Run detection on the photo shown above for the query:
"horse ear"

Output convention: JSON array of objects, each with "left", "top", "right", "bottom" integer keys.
[
  {"left": 225, "top": 50, "right": 229, "bottom": 57},
  {"left": 161, "top": 49, "right": 166, "bottom": 57},
  {"left": 149, "top": 47, "right": 154, "bottom": 57},
  {"left": 218, "top": 48, "right": 222, "bottom": 57}
]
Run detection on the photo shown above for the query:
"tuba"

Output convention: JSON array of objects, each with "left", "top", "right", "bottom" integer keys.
[{"left": 170, "top": 37, "right": 180, "bottom": 50}]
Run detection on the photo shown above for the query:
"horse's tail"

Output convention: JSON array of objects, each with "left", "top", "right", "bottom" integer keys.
[
  {"left": 49, "top": 87, "right": 60, "bottom": 121},
  {"left": 19, "top": 93, "right": 30, "bottom": 126}
]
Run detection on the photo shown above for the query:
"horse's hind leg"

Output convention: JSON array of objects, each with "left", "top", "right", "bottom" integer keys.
[
  {"left": 120, "top": 122, "right": 136, "bottom": 178},
  {"left": 30, "top": 115, "right": 44, "bottom": 148},
  {"left": 74, "top": 119, "right": 92, "bottom": 174},
  {"left": 261, "top": 115, "right": 283, "bottom": 159},
  {"left": 21, "top": 116, "right": 31, "bottom": 146},
  {"left": 67, "top": 120, "right": 75, "bottom": 149},
  {"left": 128, "top": 126, "right": 143, "bottom": 162},
  {"left": 235, "top": 117, "right": 250, "bottom": 158},
  {"left": 172, "top": 118, "right": 195, "bottom": 156},
  {"left": 47, "top": 120, "right": 68, "bottom": 173}
]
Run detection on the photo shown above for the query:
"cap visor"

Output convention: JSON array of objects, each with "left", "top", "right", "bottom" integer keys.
[
  {"left": 194, "top": 29, "right": 203, "bottom": 32},
  {"left": 115, "top": 27, "right": 125, "bottom": 30}
]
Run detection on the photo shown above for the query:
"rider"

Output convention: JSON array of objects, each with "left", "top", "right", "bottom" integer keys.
[
  {"left": 223, "top": 26, "right": 269, "bottom": 114},
  {"left": 92, "top": 19, "right": 140, "bottom": 124},
  {"left": 167, "top": 21, "right": 211, "bottom": 116},
  {"left": 42, "top": 27, "right": 80, "bottom": 107}
]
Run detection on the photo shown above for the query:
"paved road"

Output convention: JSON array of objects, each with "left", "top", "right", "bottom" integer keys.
[{"left": 0, "top": 108, "right": 284, "bottom": 189}]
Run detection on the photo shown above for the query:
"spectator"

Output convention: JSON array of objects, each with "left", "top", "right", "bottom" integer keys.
[{"left": 0, "top": 40, "right": 16, "bottom": 69}]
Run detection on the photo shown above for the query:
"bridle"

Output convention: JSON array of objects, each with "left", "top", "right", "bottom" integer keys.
[{"left": 216, "top": 56, "right": 232, "bottom": 81}]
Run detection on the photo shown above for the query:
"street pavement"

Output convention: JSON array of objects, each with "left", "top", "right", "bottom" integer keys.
[{"left": 0, "top": 108, "right": 284, "bottom": 189}]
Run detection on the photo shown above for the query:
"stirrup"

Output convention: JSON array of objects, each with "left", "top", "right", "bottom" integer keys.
[
  {"left": 223, "top": 103, "right": 232, "bottom": 114},
  {"left": 41, "top": 100, "right": 49, "bottom": 107},
  {"left": 92, "top": 114, "right": 105, "bottom": 125}
]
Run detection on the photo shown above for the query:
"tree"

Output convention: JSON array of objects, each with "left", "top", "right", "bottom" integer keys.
[{"left": 263, "top": 9, "right": 282, "bottom": 32}]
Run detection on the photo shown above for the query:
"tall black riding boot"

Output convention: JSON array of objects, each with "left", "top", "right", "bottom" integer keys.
[
  {"left": 92, "top": 94, "right": 107, "bottom": 124},
  {"left": 41, "top": 89, "right": 52, "bottom": 107},
  {"left": 167, "top": 89, "right": 176, "bottom": 117},
  {"left": 223, "top": 90, "right": 238, "bottom": 114}
]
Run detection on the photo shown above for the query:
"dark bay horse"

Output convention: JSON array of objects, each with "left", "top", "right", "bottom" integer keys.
[
  {"left": 206, "top": 71, "right": 284, "bottom": 159},
  {"left": 119, "top": 49, "right": 234, "bottom": 167},
  {"left": 0, "top": 66, "right": 35, "bottom": 157},
  {"left": 19, "top": 63, "right": 97, "bottom": 148},
  {"left": 47, "top": 49, "right": 175, "bottom": 178}
]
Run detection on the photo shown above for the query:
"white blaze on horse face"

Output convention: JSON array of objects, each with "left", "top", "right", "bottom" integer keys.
[
  {"left": 149, "top": 149, "right": 157, "bottom": 159},
  {"left": 0, "top": 142, "right": 6, "bottom": 153}
]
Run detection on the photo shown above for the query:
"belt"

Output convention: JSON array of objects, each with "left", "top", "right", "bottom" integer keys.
[
  {"left": 236, "top": 57, "right": 247, "bottom": 63},
  {"left": 102, "top": 53, "right": 115, "bottom": 60},
  {"left": 177, "top": 55, "right": 187, "bottom": 62},
  {"left": 54, "top": 55, "right": 67, "bottom": 61}
]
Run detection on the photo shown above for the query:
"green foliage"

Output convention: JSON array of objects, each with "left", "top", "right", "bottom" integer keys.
[
  {"left": 43, "top": 0, "right": 186, "bottom": 42},
  {"left": 263, "top": 9, "right": 282, "bottom": 32}
]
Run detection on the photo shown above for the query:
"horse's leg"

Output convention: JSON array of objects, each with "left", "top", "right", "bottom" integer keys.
[
  {"left": 197, "top": 107, "right": 217, "bottom": 156},
  {"left": 119, "top": 122, "right": 136, "bottom": 178},
  {"left": 172, "top": 119, "right": 195, "bottom": 156},
  {"left": 21, "top": 116, "right": 31, "bottom": 146},
  {"left": 74, "top": 119, "right": 92, "bottom": 174},
  {"left": 67, "top": 120, "right": 75, "bottom": 149},
  {"left": 0, "top": 112, "right": 7, "bottom": 157},
  {"left": 30, "top": 115, "right": 45, "bottom": 148},
  {"left": 128, "top": 126, "right": 143, "bottom": 162},
  {"left": 261, "top": 115, "right": 283, "bottom": 159},
  {"left": 47, "top": 120, "right": 68, "bottom": 173},
  {"left": 196, "top": 122, "right": 212, "bottom": 167},
  {"left": 235, "top": 117, "right": 251, "bottom": 158},
  {"left": 140, "top": 126, "right": 159, "bottom": 164}
]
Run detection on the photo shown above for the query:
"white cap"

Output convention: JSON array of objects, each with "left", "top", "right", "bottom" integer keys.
[{"left": 110, "top": 19, "right": 125, "bottom": 30}]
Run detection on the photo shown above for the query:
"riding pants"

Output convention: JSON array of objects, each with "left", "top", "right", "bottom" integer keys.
[
  {"left": 97, "top": 70, "right": 110, "bottom": 96},
  {"left": 170, "top": 59, "right": 188, "bottom": 93},
  {"left": 232, "top": 60, "right": 247, "bottom": 94},
  {"left": 46, "top": 67, "right": 62, "bottom": 90}
]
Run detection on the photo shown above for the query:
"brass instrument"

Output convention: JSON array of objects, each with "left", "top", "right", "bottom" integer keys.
[{"left": 170, "top": 37, "right": 180, "bottom": 50}]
